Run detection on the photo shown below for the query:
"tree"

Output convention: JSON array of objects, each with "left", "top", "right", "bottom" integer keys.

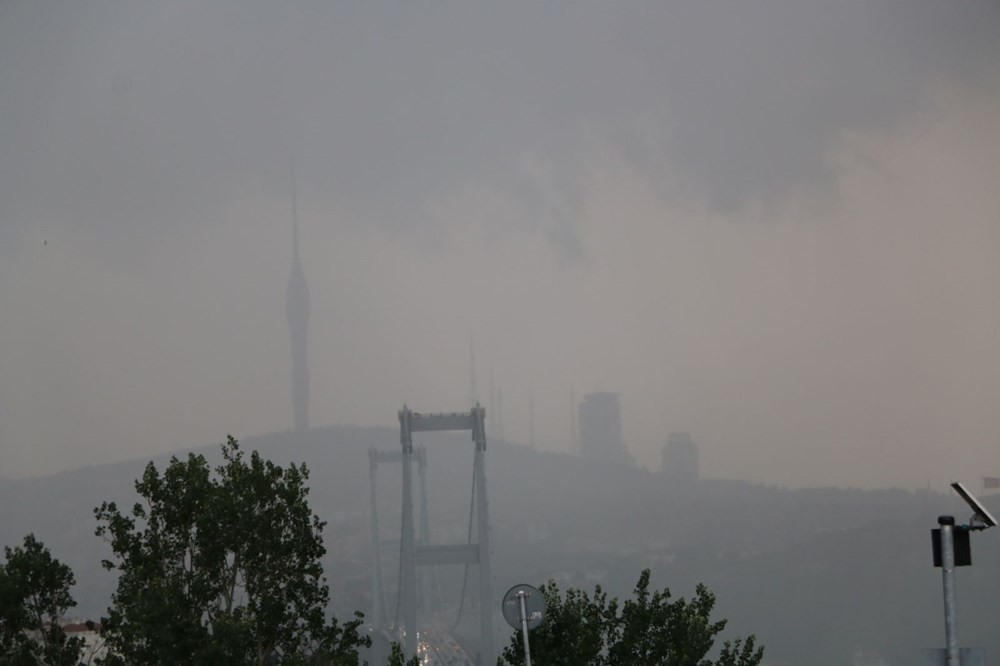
[
  {"left": 500, "top": 569, "right": 763, "bottom": 666},
  {"left": 385, "top": 642, "right": 420, "bottom": 666},
  {"left": 94, "top": 436, "right": 369, "bottom": 665},
  {"left": 501, "top": 582, "right": 612, "bottom": 665},
  {"left": 0, "top": 533, "right": 84, "bottom": 666}
]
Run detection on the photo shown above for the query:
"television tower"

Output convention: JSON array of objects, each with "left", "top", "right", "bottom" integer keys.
[{"left": 286, "top": 164, "right": 310, "bottom": 433}]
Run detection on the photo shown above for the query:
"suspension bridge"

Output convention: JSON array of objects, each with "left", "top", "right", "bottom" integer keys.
[{"left": 367, "top": 405, "right": 498, "bottom": 665}]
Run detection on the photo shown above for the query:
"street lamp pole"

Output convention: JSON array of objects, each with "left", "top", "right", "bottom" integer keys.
[
  {"left": 517, "top": 590, "right": 533, "bottom": 666},
  {"left": 938, "top": 515, "right": 959, "bottom": 666}
]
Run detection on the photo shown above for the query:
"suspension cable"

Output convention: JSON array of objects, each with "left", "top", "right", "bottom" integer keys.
[
  {"left": 393, "top": 524, "right": 404, "bottom": 631},
  {"left": 451, "top": 461, "right": 478, "bottom": 630}
]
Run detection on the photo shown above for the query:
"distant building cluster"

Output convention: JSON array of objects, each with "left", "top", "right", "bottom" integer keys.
[
  {"left": 62, "top": 620, "right": 107, "bottom": 663},
  {"left": 662, "top": 431, "right": 699, "bottom": 482},
  {"left": 575, "top": 392, "right": 700, "bottom": 482},
  {"left": 577, "top": 392, "right": 634, "bottom": 466}
]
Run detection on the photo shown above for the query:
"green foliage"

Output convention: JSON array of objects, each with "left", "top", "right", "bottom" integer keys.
[
  {"left": 501, "top": 581, "right": 613, "bottom": 665},
  {"left": 715, "top": 636, "right": 764, "bottom": 666},
  {"left": 501, "top": 569, "right": 763, "bottom": 666},
  {"left": 94, "top": 435, "right": 370, "bottom": 665},
  {"left": 385, "top": 642, "right": 421, "bottom": 666},
  {"left": 0, "top": 533, "right": 84, "bottom": 666}
]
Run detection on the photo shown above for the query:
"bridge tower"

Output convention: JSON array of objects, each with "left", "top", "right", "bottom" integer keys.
[
  {"left": 398, "top": 405, "right": 494, "bottom": 664},
  {"left": 368, "top": 446, "right": 438, "bottom": 630}
]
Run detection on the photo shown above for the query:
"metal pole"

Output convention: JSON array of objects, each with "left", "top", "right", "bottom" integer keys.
[
  {"left": 518, "top": 590, "right": 533, "bottom": 666},
  {"left": 939, "top": 515, "right": 959, "bottom": 666}
]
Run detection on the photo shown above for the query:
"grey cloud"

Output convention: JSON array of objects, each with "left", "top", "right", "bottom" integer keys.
[{"left": 2, "top": 1, "right": 998, "bottom": 264}]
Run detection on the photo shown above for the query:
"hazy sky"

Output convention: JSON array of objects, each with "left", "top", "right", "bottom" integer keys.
[{"left": 1, "top": 1, "right": 999, "bottom": 489}]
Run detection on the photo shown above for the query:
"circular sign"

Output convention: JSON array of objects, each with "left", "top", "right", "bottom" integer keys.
[{"left": 501, "top": 583, "right": 546, "bottom": 631}]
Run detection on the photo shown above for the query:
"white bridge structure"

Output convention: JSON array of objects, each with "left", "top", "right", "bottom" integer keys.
[{"left": 367, "top": 405, "right": 495, "bottom": 665}]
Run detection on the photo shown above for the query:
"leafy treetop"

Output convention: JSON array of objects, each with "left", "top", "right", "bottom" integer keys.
[
  {"left": 0, "top": 533, "right": 84, "bottom": 666},
  {"left": 95, "top": 435, "right": 369, "bottom": 665},
  {"left": 501, "top": 569, "right": 763, "bottom": 666}
]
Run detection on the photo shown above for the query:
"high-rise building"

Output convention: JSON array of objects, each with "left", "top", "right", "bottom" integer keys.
[
  {"left": 662, "top": 432, "right": 699, "bottom": 482},
  {"left": 286, "top": 172, "right": 310, "bottom": 433},
  {"left": 577, "top": 392, "right": 632, "bottom": 465}
]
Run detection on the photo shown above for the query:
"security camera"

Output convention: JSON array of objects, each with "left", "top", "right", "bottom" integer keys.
[{"left": 951, "top": 482, "right": 998, "bottom": 529}]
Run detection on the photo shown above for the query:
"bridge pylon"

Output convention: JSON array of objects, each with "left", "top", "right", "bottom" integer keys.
[
  {"left": 398, "top": 404, "right": 494, "bottom": 665},
  {"left": 369, "top": 446, "right": 440, "bottom": 632}
]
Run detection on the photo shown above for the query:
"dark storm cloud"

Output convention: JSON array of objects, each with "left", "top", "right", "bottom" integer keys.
[{"left": 2, "top": 1, "right": 998, "bottom": 262}]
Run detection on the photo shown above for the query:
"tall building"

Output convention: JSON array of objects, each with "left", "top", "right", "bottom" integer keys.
[
  {"left": 662, "top": 432, "right": 699, "bottom": 482},
  {"left": 577, "top": 392, "right": 632, "bottom": 465},
  {"left": 286, "top": 174, "right": 310, "bottom": 433}
]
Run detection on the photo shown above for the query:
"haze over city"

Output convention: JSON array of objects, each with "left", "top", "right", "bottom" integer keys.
[{"left": 1, "top": 1, "right": 999, "bottom": 490}]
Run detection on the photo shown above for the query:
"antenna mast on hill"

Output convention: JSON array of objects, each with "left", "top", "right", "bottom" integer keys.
[
  {"left": 571, "top": 388, "right": 579, "bottom": 453},
  {"left": 529, "top": 389, "right": 535, "bottom": 448},
  {"left": 469, "top": 333, "right": 478, "bottom": 407},
  {"left": 489, "top": 363, "right": 497, "bottom": 435}
]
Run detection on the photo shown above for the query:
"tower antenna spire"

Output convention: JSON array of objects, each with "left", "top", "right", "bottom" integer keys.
[
  {"left": 287, "top": 158, "right": 311, "bottom": 433},
  {"left": 469, "top": 333, "right": 478, "bottom": 407},
  {"left": 489, "top": 363, "right": 496, "bottom": 435},
  {"left": 291, "top": 159, "right": 300, "bottom": 261}
]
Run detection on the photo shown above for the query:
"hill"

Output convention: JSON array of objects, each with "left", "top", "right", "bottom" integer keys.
[{"left": 2, "top": 425, "right": 997, "bottom": 665}]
